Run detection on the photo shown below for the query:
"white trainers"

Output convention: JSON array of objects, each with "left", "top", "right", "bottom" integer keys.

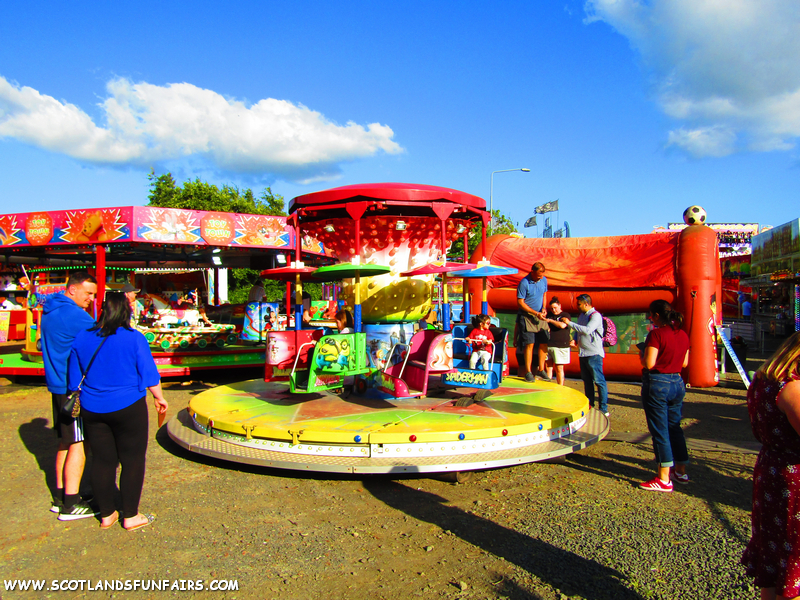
[{"left": 58, "top": 501, "right": 99, "bottom": 521}]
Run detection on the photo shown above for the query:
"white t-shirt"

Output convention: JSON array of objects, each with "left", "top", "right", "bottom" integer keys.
[{"left": 248, "top": 284, "right": 265, "bottom": 302}]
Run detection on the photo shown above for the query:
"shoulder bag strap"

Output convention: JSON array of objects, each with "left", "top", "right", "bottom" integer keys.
[{"left": 74, "top": 336, "right": 108, "bottom": 391}]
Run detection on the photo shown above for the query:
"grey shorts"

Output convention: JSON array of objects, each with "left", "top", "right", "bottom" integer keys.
[{"left": 547, "top": 346, "right": 571, "bottom": 365}]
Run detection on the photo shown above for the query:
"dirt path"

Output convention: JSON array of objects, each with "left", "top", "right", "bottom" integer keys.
[{"left": 0, "top": 367, "right": 758, "bottom": 599}]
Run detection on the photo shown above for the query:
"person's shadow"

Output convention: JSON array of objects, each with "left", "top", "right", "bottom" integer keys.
[
  {"left": 18, "top": 418, "right": 59, "bottom": 499},
  {"left": 18, "top": 417, "right": 96, "bottom": 501},
  {"left": 363, "top": 479, "right": 644, "bottom": 600}
]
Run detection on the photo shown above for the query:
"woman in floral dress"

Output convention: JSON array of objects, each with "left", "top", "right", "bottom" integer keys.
[{"left": 743, "top": 331, "right": 800, "bottom": 599}]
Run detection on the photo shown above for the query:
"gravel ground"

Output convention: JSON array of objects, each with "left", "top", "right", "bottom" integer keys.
[{"left": 0, "top": 363, "right": 759, "bottom": 600}]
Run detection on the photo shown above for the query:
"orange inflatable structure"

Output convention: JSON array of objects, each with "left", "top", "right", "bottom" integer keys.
[{"left": 468, "top": 225, "right": 722, "bottom": 387}]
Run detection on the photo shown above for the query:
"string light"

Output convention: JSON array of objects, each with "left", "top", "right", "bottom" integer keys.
[{"left": 795, "top": 284, "right": 799, "bottom": 332}]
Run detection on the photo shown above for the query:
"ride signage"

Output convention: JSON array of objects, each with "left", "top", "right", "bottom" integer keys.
[
  {"left": 25, "top": 212, "right": 54, "bottom": 246},
  {"left": 200, "top": 212, "right": 235, "bottom": 246}
]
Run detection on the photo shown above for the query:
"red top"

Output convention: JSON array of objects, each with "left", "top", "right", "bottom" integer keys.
[
  {"left": 645, "top": 326, "right": 690, "bottom": 374},
  {"left": 289, "top": 183, "right": 485, "bottom": 212},
  {"left": 468, "top": 327, "right": 493, "bottom": 351}
]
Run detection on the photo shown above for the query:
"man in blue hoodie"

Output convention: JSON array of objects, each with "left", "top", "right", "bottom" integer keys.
[{"left": 41, "top": 271, "right": 98, "bottom": 520}]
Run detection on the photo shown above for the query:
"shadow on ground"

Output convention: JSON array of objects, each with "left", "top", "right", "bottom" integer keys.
[{"left": 364, "top": 478, "right": 645, "bottom": 600}]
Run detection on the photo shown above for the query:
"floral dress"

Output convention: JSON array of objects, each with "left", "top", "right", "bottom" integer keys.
[{"left": 742, "top": 373, "right": 800, "bottom": 594}]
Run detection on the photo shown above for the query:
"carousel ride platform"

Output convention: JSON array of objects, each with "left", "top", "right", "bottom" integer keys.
[
  {"left": 167, "top": 376, "right": 609, "bottom": 475},
  {"left": 0, "top": 343, "right": 266, "bottom": 379}
]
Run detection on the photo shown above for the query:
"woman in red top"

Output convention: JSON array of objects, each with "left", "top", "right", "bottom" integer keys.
[
  {"left": 638, "top": 299, "right": 691, "bottom": 492},
  {"left": 742, "top": 331, "right": 800, "bottom": 599}
]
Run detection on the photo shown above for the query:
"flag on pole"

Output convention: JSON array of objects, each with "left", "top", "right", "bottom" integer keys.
[
  {"left": 535, "top": 199, "right": 559, "bottom": 214},
  {"left": 524, "top": 215, "right": 537, "bottom": 227}
]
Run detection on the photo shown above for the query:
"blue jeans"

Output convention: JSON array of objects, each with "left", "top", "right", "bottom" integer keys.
[
  {"left": 579, "top": 355, "right": 608, "bottom": 412},
  {"left": 641, "top": 371, "right": 689, "bottom": 468}
]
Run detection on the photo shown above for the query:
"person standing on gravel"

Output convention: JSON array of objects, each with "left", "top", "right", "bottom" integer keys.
[
  {"left": 69, "top": 292, "right": 168, "bottom": 531},
  {"left": 637, "top": 300, "right": 690, "bottom": 493},
  {"left": 516, "top": 262, "right": 549, "bottom": 382},
  {"left": 542, "top": 297, "right": 570, "bottom": 385},
  {"left": 742, "top": 331, "right": 800, "bottom": 599},
  {"left": 562, "top": 294, "right": 608, "bottom": 416},
  {"left": 41, "top": 271, "right": 99, "bottom": 521}
]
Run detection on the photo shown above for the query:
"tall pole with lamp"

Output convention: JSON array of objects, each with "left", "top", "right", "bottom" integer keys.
[{"left": 490, "top": 168, "right": 530, "bottom": 233}]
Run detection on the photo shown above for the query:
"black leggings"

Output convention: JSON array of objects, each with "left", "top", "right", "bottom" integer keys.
[{"left": 82, "top": 398, "right": 148, "bottom": 519}]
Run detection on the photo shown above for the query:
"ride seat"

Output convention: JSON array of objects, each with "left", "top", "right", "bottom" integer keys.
[
  {"left": 267, "top": 329, "right": 324, "bottom": 370},
  {"left": 452, "top": 325, "right": 507, "bottom": 365}
]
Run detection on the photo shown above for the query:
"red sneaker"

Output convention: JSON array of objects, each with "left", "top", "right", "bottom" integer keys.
[
  {"left": 670, "top": 469, "right": 690, "bottom": 485},
  {"left": 639, "top": 477, "right": 673, "bottom": 492}
]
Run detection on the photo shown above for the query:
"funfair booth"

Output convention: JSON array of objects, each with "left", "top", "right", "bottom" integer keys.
[
  {"left": 465, "top": 221, "right": 722, "bottom": 387},
  {"left": 0, "top": 206, "right": 325, "bottom": 377},
  {"left": 746, "top": 218, "right": 800, "bottom": 341},
  {"left": 168, "top": 183, "right": 609, "bottom": 475}
]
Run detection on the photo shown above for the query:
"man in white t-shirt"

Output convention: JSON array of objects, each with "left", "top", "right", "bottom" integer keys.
[{"left": 248, "top": 279, "right": 266, "bottom": 302}]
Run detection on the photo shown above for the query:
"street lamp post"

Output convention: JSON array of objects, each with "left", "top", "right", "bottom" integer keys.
[{"left": 490, "top": 168, "right": 530, "bottom": 233}]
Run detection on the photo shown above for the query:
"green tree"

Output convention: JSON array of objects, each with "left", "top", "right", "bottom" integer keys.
[
  {"left": 147, "top": 171, "right": 297, "bottom": 303},
  {"left": 448, "top": 210, "right": 517, "bottom": 260},
  {"left": 147, "top": 170, "right": 285, "bottom": 216}
]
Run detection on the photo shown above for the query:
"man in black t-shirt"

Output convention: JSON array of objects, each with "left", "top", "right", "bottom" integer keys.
[{"left": 543, "top": 296, "right": 571, "bottom": 385}]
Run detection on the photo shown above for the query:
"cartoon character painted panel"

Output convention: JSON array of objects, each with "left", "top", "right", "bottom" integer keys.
[
  {"left": 315, "top": 334, "right": 356, "bottom": 372},
  {"left": 242, "top": 302, "right": 283, "bottom": 341}
]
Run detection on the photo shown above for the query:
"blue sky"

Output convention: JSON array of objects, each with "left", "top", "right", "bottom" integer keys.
[{"left": 1, "top": 1, "right": 798, "bottom": 238}]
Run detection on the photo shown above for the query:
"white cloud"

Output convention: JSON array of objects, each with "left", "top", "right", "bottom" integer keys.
[
  {"left": 666, "top": 125, "right": 737, "bottom": 158},
  {"left": 585, "top": 0, "right": 800, "bottom": 157},
  {"left": 0, "top": 76, "right": 402, "bottom": 182}
]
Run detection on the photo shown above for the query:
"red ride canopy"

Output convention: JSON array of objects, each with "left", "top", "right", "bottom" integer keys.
[{"left": 289, "top": 183, "right": 485, "bottom": 212}]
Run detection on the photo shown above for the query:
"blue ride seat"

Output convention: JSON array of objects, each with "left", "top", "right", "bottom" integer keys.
[
  {"left": 445, "top": 325, "right": 508, "bottom": 390},
  {"left": 452, "top": 325, "right": 507, "bottom": 367}
]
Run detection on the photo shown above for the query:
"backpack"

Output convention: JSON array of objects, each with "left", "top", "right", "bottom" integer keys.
[{"left": 601, "top": 315, "right": 617, "bottom": 347}]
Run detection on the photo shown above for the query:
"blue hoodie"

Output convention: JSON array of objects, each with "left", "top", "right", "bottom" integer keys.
[{"left": 41, "top": 293, "right": 95, "bottom": 394}]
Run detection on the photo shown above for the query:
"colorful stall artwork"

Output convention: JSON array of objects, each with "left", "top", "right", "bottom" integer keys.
[
  {"left": 140, "top": 208, "right": 202, "bottom": 243},
  {"left": 33, "top": 284, "right": 67, "bottom": 308},
  {"left": 62, "top": 209, "right": 128, "bottom": 243},
  {"left": 237, "top": 215, "right": 290, "bottom": 247},
  {"left": 0, "top": 311, "right": 10, "bottom": 343},
  {"left": 0, "top": 209, "right": 133, "bottom": 247},
  {"left": 0, "top": 206, "right": 325, "bottom": 254},
  {"left": 0, "top": 215, "right": 22, "bottom": 246}
]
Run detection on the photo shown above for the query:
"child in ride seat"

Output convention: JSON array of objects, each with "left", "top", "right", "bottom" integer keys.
[
  {"left": 335, "top": 309, "right": 355, "bottom": 334},
  {"left": 468, "top": 314, "right": 493, "bottom": 370}
]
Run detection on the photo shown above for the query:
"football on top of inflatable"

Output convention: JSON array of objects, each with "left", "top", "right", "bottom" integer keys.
[{"left": 683, "top": 205, "right": 707, "bottom": 226}]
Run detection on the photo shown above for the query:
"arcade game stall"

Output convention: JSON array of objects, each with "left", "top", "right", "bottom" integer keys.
[
  {"left": 169, "top": 183, "right": 609, "bottom": 475},
  {"left": 745, "top": 218, "right": 800, "bottom": 342},
  {"left": 0, "top": 206, "right": 326, "bottom": 377}
]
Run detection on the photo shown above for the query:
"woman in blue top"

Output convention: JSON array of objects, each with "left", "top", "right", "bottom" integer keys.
[{"left": 69, "top": 292, "right": 168, "bottom": 531}]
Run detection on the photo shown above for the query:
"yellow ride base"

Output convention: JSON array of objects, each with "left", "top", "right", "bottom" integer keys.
[{"left": 167, "top": 376, "right": 609, "bottom": 474}]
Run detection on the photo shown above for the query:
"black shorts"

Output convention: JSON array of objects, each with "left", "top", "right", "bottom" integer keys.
[
  {"left": 519, "top": 329, "right": 549, "bottom": 346},
  {"left": 51, "top": 393, "right": 85, "bottom": 445}
]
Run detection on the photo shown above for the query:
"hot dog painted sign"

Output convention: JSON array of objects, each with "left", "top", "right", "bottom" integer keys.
[{"left": 0, "top": 206, "right": 324, "bottom": 254}]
